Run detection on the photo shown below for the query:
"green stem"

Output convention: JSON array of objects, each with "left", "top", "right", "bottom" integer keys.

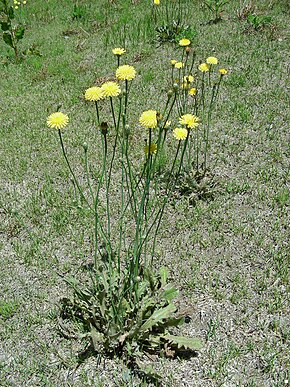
[{"left": 58, "top": 130, "right": 90, "bottom": 209}]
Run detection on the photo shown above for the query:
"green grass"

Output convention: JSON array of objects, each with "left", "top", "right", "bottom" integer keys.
[{"left": 0, "top": 0, "right": 289, "bottom": 385}]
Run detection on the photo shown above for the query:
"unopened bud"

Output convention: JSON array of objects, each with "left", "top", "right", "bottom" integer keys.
[
  {"left": 82, "top": 142, "right": 88, "bottom": 152},
  {"left": 167, "top": 89, "right": 174, "bottom": 98},
  {"left": 100, "top": 121, "right": 108, "bottom": 135},
  {"left": 185, "top": 47, "right": 191, "bottom": 55},
  {"left": 173, "top": 83, "right": 179, "bottom": 92}
]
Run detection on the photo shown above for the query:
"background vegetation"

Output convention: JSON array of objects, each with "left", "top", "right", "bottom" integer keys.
[{"left": 0, "top": 0, "right": 289, "bottom": 385}]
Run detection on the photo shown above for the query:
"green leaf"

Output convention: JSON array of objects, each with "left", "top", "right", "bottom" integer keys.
[
  {"left": 161, "top": 334, "right": 203, "bottom": 351},
  {"left": 159, "top": 266, "right": 169, "bottom": 287},
  {"left": 139, "top": 303, "right": 176, "bottom": 332},
  {"left": 15, "top": 26, "right": 24, "bottom": 41},
  {"left": 0, "top": 21, "right": 10, "bottom": 31},
  {"left": 90, "top": 325, "right": 105, "bottom": 352},
  {"left": 3, "top": 31, "right": 13, "bottom": 47},
  {"left": 162, "top": 285, "right": 179, "bottom": 302}
]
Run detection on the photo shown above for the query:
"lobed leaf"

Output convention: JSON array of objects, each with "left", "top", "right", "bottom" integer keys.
[
  {"left": 139, "top": 303, "right": 176, "bottom": 332},
  {"left": 161, "top": 334, "right": 203, "bottom": 351}
]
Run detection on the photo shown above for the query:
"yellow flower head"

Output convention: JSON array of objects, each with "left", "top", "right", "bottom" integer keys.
[
  {"left": 112, "top": 47, "right": 126, "bottom": 56},
  {"left": 116, "top": 65, "right": 136, "bottom": 81},
  {"left": 179, "top": 114, "right": 200, "bottom": 129},
  {"left": 170, "top": 59, "right": 177, "bottom": 66},
  {"left": 181, "top": 82, "right": 190, "bottom": 90},
  {"left": 47, "top": 112, "right": 69, "bottom": 130},
  {"left": 188, "top": 87, "right": 197, "bottom": 96},
  {"left": 173, "top": 127, "right": 188, "bottom": 140},
  {"left": 206, "top": 56, "right": 218, "bottom": 65},
  {"left": 101, "top": 82, "right": 121, "bottom": 98},
  {"left": 219, "top": 68, "right": 228, "bottom": 75},
  {"left": 179, "top": 38, "right": 191, "bottom": 47},
  {"left": 198, "top": 63, "right": 209, "bottom": 72},
  {"left": 144, "top": 143, "right": 157, "bottom": 155},
  {"left": 154, "top": 0, "right": 160, "bottom": 4},
  {"left": 184, "top": 75, "right": 194, "bottom": 83},
  {"left": 175, "top": 62, "right": 184, "bottom": 69},
  {"left": 23, "top": 0, "right": 27, "bottom": 4},
  {"left": 139, "top": 110, "right": 158, "bottom": 129},
  {"left": 84, "top": 86, "right": 104, "bottom": 102}
]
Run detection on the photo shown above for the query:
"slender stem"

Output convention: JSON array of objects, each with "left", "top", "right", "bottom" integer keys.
[
  {"left": 58, "top": 130, "right": 90, "bottom": 209},
  {"left": 110, "top": 97, "right": 117, "bottom": 130},
  {"left": 95, "top": 102, "right": 100, "bottom": 125},
  {"left": 84, "top": 147, "right": 95, "bottom": 202}
]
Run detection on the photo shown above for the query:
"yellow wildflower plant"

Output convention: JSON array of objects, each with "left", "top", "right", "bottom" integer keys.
[
  {"left": 173, "top": 127, "right": 188, "bottom": 140},
  {"left": 101, "top": 82, "right": 121, "bottom": 98},
  {"left": 179, "top": 114, "right": 200, "bottom": 129},
  {"left": 206, "top": 56, "right": 218, "bottom": 65},
  {"left": 198, "top": 63, "right": 209, "bottom": 72},
  {"left": 139, "top": 110, "right": 158, "bottom": 129},
  {"left": 47, "top": 112, "right": 69, "bottom": 130},
  {"left": 183, "top": 75, "right": 194, "bottom": 83},
  {"left": 154, "top": 0, "right": 160, "bottom": 4},
  {"left": 112, "top": 47, "right": 126, "bottom": 56},
  {"left": 188, "top": 87, "right": 197, "bottom": 96},
  {"left": 219, "top": 68, "right": 228, "bottom": 75},
  {"left": 116, "top": 65, "right": 136, "bottom": 81},
  {"left": 174, "top": 62, "right": 184, "bottom": 69},
  {"left": 179, "top": 38, "right": 191, "bottom": 47},
  {"left": 144, "top": 143, "right": 157, "bottom": 155},
  {"left": 85, "top": 86, "right": 104, "bottom": 102}
]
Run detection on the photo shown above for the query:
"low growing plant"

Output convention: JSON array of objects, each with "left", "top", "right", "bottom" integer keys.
[
  {"left": 200, "top": 0, "right": 229, "bottom": 24},
  {"left": 47, "top": 43, "right": 226, "bottom": 379},
  {"left": 0, "top": 0, "right": 26, "bottom": 61},
  {"left": 247, "top": 13, "right": 272, "bottom": 31}
]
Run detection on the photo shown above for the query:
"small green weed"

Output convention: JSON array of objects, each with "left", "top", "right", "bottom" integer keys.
[
  {"left": 247, "top": 14, "right": 272, "bottom": 31},
  {"left": 0, "top": 300, "right": 19, "bottom": 320}
]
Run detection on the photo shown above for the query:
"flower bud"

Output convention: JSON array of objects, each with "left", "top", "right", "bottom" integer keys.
[
  {"left": 173, "top": 83, "right": 179, "bottom": 92},
  {"left": 100, "top": 121, "right": 108, "bottom": 135},
  {"left": 82, "top": 142, "right": 88, "bottom": 152},
  {"left": 185, "top": 47, "right": 191, "bottom": 55}
]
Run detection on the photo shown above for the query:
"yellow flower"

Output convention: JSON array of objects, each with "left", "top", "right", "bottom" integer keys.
[
  {"left": 198, "top": 63, "right": 209, "bottom": 72},
  {"left": 84, "top": 86, "right": 104, "bottom": 101},
  {"left": 188, "top": 87, "right": 197, "bottom": 96},
  {"left": 174, "top": 62, "right": 184, "bottom": 69},
  {"left": 144, "top": 143, "right": 157, "bottom": 155},
  {"left": 181, "top": 82, "right": 190, "bottom": 90},
  {"left": 179, "top": 114, "right": 200, "bottom": 129},
  {"left": 173, "top": 127, "right": 188, "bottom": 140},
  {"left": 139, "top": 110, "right": 158, "bottom": 129},
  {"left": 23, "top": 0, "right": 27, "bottom": 3},
  {"left": 183, "top": 75, "right": 194, "bottom": 83},
  {"left": 154, "top": 0, "right": 160, "bottom": 4},
  {"left": 14, "top": 5, "right": 18, "bottom": 8},
  {"left": 170, "top": 60, "right": 177, "bottom": 66},
  {"left": 116, "top": 65, "right": 136, "bottom": 81},
  {"left": 219, "top": 68, "right": 228, "bottom": 75},
  {"left": 206, "top": 56, "right": 218, "bottom": 65},
  {"left": 112, "top": 47, "right": 126, "bottom": 56},
  {"left": 101, "top": 82, "right": 121, "bottom": 98},
  {"left": 179, "top": 38, "right": 191, "bottom": 47},
  {"left": 47, "top": 112, "right": 69, "bottom": 130}
]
